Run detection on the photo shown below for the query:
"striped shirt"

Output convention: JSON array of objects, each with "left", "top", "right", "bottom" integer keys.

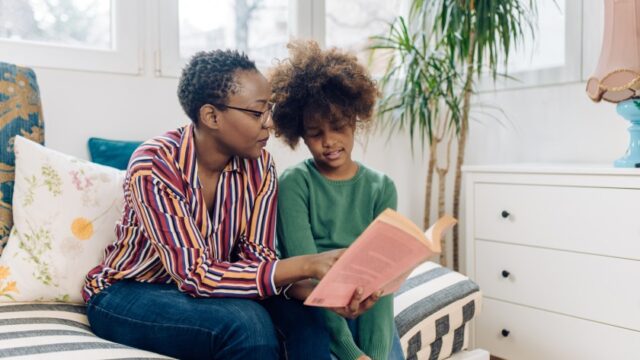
[{"left": 83, "top": 124, "right": 279, "bottom": 302}]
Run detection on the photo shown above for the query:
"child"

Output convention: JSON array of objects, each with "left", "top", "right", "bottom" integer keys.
[{"left": 270, "top": 40, "right": 403, "bottom": 360}]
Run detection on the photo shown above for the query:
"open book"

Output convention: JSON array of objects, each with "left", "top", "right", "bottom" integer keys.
[{"left": 304, "top": 209, "right": 457, "bottom": 308}]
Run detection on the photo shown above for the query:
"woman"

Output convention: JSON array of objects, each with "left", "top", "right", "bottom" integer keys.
[{"left": 83, "top": 50, "right": 378, "bottom": 360}]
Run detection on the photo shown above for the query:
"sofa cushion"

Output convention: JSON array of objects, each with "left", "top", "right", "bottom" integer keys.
[
  {"left": 0, "top": 136, "right": 124, "bottom": 303},
  {"left": 394, "top": 262, "right": 481, "bottom": 360},
  {"left": 0, "top": 62, "right": 45, "bottom": 254},
  {"left": 87, "top": 137, "right": 142, "bottom": 170},
  {"left": 0, "top": 302, "right": 171, "bottom": 359}
]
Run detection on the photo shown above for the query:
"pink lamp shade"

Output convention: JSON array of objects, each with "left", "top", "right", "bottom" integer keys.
[{"left": 586, "top": 0, "right": 640, "bottom": 103}]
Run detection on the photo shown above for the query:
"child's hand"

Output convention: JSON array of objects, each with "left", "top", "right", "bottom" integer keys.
[
  {"left": 330, "top": 288, "right": 382, "bottom": 319},
  {"left": 357, "top": 355, "right": 372, "bottom": 360},
  {"left": 306, "top": 248, "right": 346, "bottom": 279}
]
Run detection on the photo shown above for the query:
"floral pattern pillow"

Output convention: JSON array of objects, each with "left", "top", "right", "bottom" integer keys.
[{"left": 0, "top": 136, "right": 125, "bottom": 303}]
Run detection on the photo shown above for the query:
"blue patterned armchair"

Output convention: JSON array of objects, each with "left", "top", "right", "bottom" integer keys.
[{"left": 0, "top": 62, "right": 45, "bottom": 253}]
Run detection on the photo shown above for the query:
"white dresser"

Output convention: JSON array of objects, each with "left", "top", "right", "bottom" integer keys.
[{"left": 463, "top": 164, "right": 640, "bottom": 360}]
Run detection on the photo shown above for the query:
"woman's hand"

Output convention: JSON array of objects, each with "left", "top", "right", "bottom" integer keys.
[
  {"left": 305, "top": 248, "right": 346, "bottom": 280},
  {"left": 357, "top": 355, "right": 372, "bottom": 360},
  {"left": 273, "top": 248, "right": 345, "bottom": 287},
  {"left": 284, "top": 279, "right": 316, "bottom": 301},
  {"left": 329, "top": 287, "right": 382, "bottom": 319}
]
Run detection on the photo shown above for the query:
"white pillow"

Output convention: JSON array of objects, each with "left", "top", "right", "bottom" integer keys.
[{"left": 0, "top": 136, "right": 125, "bottom": 303}]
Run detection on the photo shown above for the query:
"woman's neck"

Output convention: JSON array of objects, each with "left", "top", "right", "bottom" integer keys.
[{"left": 193, "top": 125, "right": 231, "bottom": 174}]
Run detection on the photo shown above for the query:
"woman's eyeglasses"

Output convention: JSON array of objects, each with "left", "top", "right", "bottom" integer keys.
[{"left": 212, "top": 102, "right": 275, "bottom": 125}]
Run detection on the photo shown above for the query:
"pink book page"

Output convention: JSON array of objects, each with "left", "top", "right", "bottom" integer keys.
[
  {"left": 304, "top": 211, "right": 457, "bottom": 308},
  {"left": 423, "top": 215, "right": 456, "bottom": 253},
  {"left": 379, "top": 215, "right": 457, "bottom": 294},
  {"left": 304, "top": 221, "right": 430, "bottom": 308}
]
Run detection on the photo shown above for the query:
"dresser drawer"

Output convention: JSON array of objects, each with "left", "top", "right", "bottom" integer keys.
[
  {"left": 475, "top": 240, "right": 640, "bottom": 331},
  {"left": 474, "top": 183, "right": 640, "bottom": 259},
  {"left": 476, "top": 298, "right": 640, "bottom": 360}
]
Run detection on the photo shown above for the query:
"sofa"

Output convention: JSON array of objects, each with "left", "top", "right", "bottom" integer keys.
[{"left": 0, "top": 61, "right": 484, "bottom": 359}]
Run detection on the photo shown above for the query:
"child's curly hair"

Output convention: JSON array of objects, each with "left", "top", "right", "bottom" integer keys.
[{"left": 269, "top": 40, "right": 379, "bottom": 148}]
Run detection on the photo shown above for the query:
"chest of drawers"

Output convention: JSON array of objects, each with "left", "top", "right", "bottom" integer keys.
[{"left": 463, "top": 165, "right": 640, "bottom": 360}]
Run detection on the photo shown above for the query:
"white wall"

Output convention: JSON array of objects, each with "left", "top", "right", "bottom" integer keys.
[
  {"left": 39, "top": 69, "right": 183, "bottom": 158},
  {"left": 469, "top": 83, "right": 626, "bottom": 165}
]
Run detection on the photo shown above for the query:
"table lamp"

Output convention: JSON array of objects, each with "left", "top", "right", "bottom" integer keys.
[{"left": 586, "top": 0, "right": 640, "bottom": 167}]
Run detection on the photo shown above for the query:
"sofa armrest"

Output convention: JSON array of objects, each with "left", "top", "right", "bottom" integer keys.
[{"left": 394, "top": 262, "right": 482, "bottom": 360}]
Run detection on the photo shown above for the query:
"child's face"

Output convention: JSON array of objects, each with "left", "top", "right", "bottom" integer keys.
[{"left": 303, "top": 114, "right": 356, "bottom": 179}]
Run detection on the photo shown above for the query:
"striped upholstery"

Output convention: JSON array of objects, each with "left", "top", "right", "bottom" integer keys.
[
  {"left": 394, "top": 262, "right": 481, "bottom": 360},
  {"left": 0, "top": 302, "right": 172, "bottom": 359},
  {"left": 0, "top": 268, "right": 478, "bottom": 359}
]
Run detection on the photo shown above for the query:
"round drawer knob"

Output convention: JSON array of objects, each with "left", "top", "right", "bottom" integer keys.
[
  {"left": 501, "top": 270, "right": 510, "bottom": 278},
  {"left": 501, "top": 329, "right": 510, "bottom": 337},
  {"left": 501, "top": 210, "right": 510, "bottom": 219}
]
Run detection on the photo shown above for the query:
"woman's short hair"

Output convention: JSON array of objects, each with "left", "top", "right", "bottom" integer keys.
[{"left": 178, "top": 50, "right": 257, "bottom": 123}]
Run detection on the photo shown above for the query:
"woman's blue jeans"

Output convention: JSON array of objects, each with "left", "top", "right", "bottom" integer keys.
[{"left": 86, "top": 281, "right": 331, "bottom": 360}]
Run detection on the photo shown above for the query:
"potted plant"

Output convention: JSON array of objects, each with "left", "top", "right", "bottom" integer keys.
[{"left": 372, "top": 0, "right": 535, "bottom": 269}]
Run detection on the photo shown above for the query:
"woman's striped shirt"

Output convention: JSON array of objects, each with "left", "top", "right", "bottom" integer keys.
[{"left": 83, "top": 124, "right": 279, "bottom": 302}]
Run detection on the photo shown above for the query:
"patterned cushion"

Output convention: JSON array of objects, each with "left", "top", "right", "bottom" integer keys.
[
  {"left": 0, "top": 62, "right": 45, "bottom": 254},
  {"left": 0, "top": 302, "right": 171, "bottom": 359},
  {"left": 0, "top": 136, "right": 125, "bottom": 303},
  {"left": 394, "top": 262, "right": 482, "bottom": 360}
]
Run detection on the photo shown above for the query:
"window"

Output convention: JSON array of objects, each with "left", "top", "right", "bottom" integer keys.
[
  {"left": 480, "top": 0, "right": 582, "bottom": 90},
  {"left": 158, "top": 0, "right": 290, "bottom": 77},
  {"left": 179, "top": 0, "right": 288, "bottom": 66},
  {"left": 158, "top": 0, "right": 405, "bottom": 77},
  {"left": 505, "top": 0, "right": 566, "bottom": 73},
  {"left": 0, "top": 0, "right": 111, "bottom": 49},
  {"left": 0, "top": 0, "right": 140, "bottom": 74},
  {"left": 325, "top": 0, "right": 403, "bottom": 54},
  {"left": 325, "top": 0, "right": 404, "bottom": 74},
  {"left": 2, "top": 0, "right": 407, "bottom": 76}
]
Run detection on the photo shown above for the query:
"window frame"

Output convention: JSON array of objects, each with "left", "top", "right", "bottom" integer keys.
[
  {"left": 0, "top": 0, "right": 142, "bottom": 74},
  {"left": 477, "top": 0, "right": 583, "bottom": 92},
  {"left": 581, "top": 0, "right": 604, "bottom": 81}
]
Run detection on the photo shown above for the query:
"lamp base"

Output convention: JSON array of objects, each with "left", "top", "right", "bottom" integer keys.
[{"left": 614, "top": 99, "right": 640, "bottom": 168}]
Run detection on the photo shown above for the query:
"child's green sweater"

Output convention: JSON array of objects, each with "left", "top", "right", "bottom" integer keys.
[{"left": 277, "top": 159, "right": 398, "bottom": 360}]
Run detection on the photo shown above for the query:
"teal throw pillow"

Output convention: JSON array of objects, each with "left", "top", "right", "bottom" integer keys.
[{"left": 88, "top": 137, "right": 142, "bottom": 170}]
